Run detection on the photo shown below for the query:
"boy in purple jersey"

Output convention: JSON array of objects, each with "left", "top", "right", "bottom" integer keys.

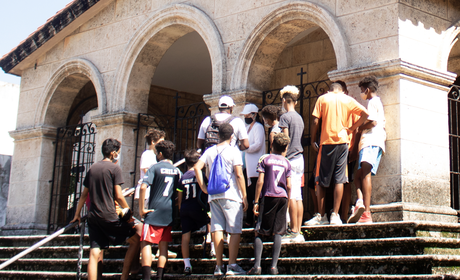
[
  {"left": 177, "top": 149, "right": 211, "bottom": 275},
  {"left": 247, "top": 133, "right": 292, "bottom": 275}
]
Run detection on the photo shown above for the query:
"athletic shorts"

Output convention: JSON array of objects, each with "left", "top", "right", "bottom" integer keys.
[
  {"left": 209, "top": 199, "right": 243, "bottom": 234},
  {"left": 180, "top": 204, "right": 210, "bottom": 234},
  {"left": 255, "top": 196, "right": 288, "bottom": 236},
  {"left": 315, "top": 143, "right": 348, "bottom": 187},
  {"left": 289, "top": 155, "right": 304, "bottom": 201},
  {"left": 358, "top": 146, "right": 383, "bottom": 175},
  {"left": 141, "top": 224, "right": 172, "bottom": 244},
  {"left": 87, "top": 217, "right": 136, "bottom": 249},
  {"left": 348, "top": 160, "right": 357, "bottom": 183}
]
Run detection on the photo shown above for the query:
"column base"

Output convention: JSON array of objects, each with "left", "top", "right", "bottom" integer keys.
[
  {"left": 371, "top": 203, "right": 458, "bottom": 223},
  {"left": 1, "top": 223, "right": 48, "bottom": 236}
]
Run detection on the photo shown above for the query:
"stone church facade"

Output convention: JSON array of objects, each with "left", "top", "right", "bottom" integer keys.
[{"left": 1, "top": 0, "right": 460, "bottom": 235}]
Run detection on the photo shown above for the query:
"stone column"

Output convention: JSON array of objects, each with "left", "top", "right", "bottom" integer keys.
[
  {"left": 2, "top": 126, "right": 57, "bottom": 235},
  {"left": 329, "top": 59, "right": 458, "bottom": 223}
]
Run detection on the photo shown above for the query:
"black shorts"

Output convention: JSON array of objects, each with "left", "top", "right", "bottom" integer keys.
[
  {"left": 348, "top": 160, "right": 357, "bottom": 183},
  {"left": 180, "top": 203, "right": 210, "bottom": 234},
  {"left": 87, "top": 217, "right": 136, "bottom": 249},
  {"left": 315, "top": 143, "right": 348, "bottom": 187},
  {"left": 255, "top": 196, "right": 288, "bottom": 236}
]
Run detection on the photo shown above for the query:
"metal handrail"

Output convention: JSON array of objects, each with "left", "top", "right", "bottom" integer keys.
[{"left": 0, "top": 152, "right": 197, "bottom": 272}]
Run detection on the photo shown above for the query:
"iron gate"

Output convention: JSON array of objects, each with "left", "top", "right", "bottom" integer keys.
[
  {"left": 131, "top": 99, "right": 210, "bottom": 190},
  {"left": 48, "top": 122, "right": 97, "bottom": 233},
  {"left": 448, "top": 84, "right": 460, "bottom": 210}
]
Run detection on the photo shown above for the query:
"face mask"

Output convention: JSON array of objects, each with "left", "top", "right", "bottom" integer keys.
[
  {"left": 265, "top": 122, "right": 271, "bottom": 128},
  {"left": 360, "top": 90, "right": 367, "bottom": 101},
  {"left": 244, "top": 117, "right": 254, "bottom": 125}
]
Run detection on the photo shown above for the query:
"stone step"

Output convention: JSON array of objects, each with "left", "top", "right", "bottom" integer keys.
[
  {"left": 2, "top": 255, "right": 460, "bottom": 275},
  {"left": 2, "top": 237, "right": 460, "bottom": 259}
]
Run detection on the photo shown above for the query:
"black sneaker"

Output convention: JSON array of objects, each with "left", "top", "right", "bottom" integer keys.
[{"left": 184, "top": 266, "right": 192, "bottom": 275}]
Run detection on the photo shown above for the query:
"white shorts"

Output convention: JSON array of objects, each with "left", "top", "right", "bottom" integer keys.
[
  {"left": 289, "top": 155, "right": 304, "bottom": 201},
  {"left": 209, "top": 199, "right": 243, "bottom": 234}
]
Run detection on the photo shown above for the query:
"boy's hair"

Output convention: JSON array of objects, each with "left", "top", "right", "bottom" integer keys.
[
  {"left": 102, "top": 138, "right": 121, "bottom": 158},
  {"left": 184, "top": 149, "right": 200, "bottom": 167},
  {"left": 272, "top": 133, "right": 290, "bottom": 153},
  {"left": 280, "top": 85, "right": 300, "bottom": 103},
  {"left": 261, "top": 105, "right": 283, "bottom": 121},
  {"left": 359, "top": 76, "right": 379, "bottom": 92},
  {"left": 145, "top": 128, "right": 166, "bottom": 145},
  {"left": 155, "top": 140, "right": 175, "bottom": 160},
  {"left": 218, "top": 123, "right": 234, "bottom": 141},
  {"left": 335, "top": 80, "right": 348, "bottom": 93},
  {"left": 329, "top": 82, "right": 343, "bottom": 92}
]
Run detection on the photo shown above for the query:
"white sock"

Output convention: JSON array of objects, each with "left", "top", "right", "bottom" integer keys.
[
  {"left": 210, "top": 242, "right": 216, "bottom": 254},
  {"left": 184, "top": 258, "right": 191, "bottom": 268}
]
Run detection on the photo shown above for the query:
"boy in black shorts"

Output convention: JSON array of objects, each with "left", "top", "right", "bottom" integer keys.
[
  {"left": 71, "top": 138, "right": 142, "bottom": 280},
  {"left": 139, "top": 140, "right": 181, "bottom": 280},
  {"left": 177, "top": 149, "right": 212, "bottom": 275},
  {"left": 248, "top": 133, "right": 292, "bottom": 275}
]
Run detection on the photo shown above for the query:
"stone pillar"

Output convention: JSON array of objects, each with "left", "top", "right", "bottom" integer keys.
[
  {"left": 329, "top": 59, "right": 458, "bottom": 223},
  {"left": 2, "top": 126, "right": 57, "bottom": 235}
]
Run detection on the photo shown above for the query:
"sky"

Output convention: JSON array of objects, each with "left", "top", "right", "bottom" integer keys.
[{"left": 0, "top": 0, "right": 72, "bottom": 85}]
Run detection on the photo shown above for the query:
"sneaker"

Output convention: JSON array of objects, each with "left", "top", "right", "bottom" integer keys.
[
  {"left": 304, "top": 213, "right": 329, "bottom": 226},
  {"left": 347, "top": 203, "right": 365, "bottom": 223},
  {"left": 358, "top": 211, "right": 373, "bottom": 223},
  {"left": 156, "top": 250, "right": 177, "bottom": 258},
  {"left": 226, "top": 263, "right": 246, "bottom": 275},
  {"left": 330, "top": 212, "right": 343, "bottom": 225},
  {"left": 247, "top": 266, "right": 261, "bottom": 275},
  {"left": 184, "top": 266, "right": 192, "bottom": 275},
  {"left": 269, "top": 267, "right": 279, "bottom": 275},
  {"left": 281, "top": 232, "right": 294, "bottom": 244},
  {"left": 290, "top": 232, "right": 305, "bottom": 243},
  {"left": 214, "top": 265, "right": 225, "bottom": 276}
]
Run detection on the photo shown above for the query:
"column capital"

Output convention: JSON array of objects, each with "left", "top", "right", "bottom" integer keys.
[
  {"left": 328, "top": 59, "right": 457, "bottom": 89},
  {"left": 9, "top": 125, "right": 57, "bottom": 142},
  {"left": 91, "top": 111, "right": 138, "bottom": 127}
]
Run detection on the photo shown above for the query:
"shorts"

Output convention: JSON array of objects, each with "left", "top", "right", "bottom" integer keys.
[
  {"left": 180, "top": 204, "right": 210, "bottom": 234},
  {"left": 141, "top": 224, "right": 172, "bottom": 244},
  {"left": 347, "top": 160, "right": 357, "bottom": 183},
  {"left": 209, "top": 199, "right": 243, "bottom": 234},
  {"left": 358, "top": 146, "right": 383, "bottom": 175},
  {"left": 289, "top": 155, "right": 304, "bottom": 201},
  {"left": 255, "top": 196, "right": 288, "bottom": 236},
  {"left": 315, "top": 143, "right": 348, "bottom": 187},
  {"left": 87, "top": 217, "right": 136, "bottom": 249}
]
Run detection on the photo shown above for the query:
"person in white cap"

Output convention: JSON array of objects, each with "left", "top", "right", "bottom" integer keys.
[
  {"left": 197, "top": 95, "right": 249, "bottom": 151},
  {"left": 240, "top": 103, "right": 266, "bottom": 227}
]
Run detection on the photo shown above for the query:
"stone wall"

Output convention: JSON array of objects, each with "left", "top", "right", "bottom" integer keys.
[{"left": 0, "top": 155, "right": 11, "bottom": 228}]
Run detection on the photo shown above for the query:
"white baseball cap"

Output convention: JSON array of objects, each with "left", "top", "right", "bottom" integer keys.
[
  {"left": 218, "top": 95, "right": 235, "bottom": 108},
  {"left": 240, "top": 104, "right": 259, "bottom": 115}
]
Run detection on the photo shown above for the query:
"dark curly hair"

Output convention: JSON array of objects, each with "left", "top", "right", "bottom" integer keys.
[
  {"left": 359, "top": 76, "right": 379, "bottom": 93},
  {"left": 155, "top": 140, "right": 175, "bottom": 160},
  {"left": 101, "top": 138, "right": 121, "bottom": 158},
  {"left": 261, "top": 105, "right": 283, "bottom": 122},
  {"left": 184, "top": 149, "right": 200, "bottom": 168},
  {"left": 145, "top": 128, "right": 166, "bottom": 145},
  {"left": 272, "top": 133, "right": 290, "bottom": 153}
]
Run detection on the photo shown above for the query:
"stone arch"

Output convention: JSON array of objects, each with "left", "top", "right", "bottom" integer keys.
[
  {"left": 112, "top": 3, "right": 225, "bottom": 113},
  {"left": 36, "top": 58, "right": 106, "bottom": 127},
  {"left": 231, "top": 1, "right": 350, "bottom": 91},
  {"left": 439, "top": 20, "right": 460, "bottom": 72}
]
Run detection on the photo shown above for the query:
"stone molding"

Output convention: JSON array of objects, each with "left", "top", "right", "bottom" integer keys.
[
  {"left": 203, "top": 90, "right": 263, "bottom": 110},
  {"left": 371, "top": 202, "right": 457, "bottom": 216},
  {"left": 91, "top": 111, "right": 138, "bottom": 127},
  {"left": 328, "top": 59, "right": 457, "bottom": 88},
  {"left": 112, "top": 3, "right": 226, "bottom": 112},
  {"left": 35, "top": 58, "right": 106, "bottom": 127},
  {"left": 231, "top": 1, "right": 350, "bottom": 91},
  {"left": 9, "top": 126, "right": 57, "bottom": 142}
]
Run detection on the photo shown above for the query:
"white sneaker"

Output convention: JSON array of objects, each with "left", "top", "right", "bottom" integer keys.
[
  {"left": 226, "top": 263, "right": 246, "bottom": 275},
  {"left": 290, "top": 232, "right": 305, "bottom": 243},
  {"left": 329, "top": 212, "right": 343, "bottom": 225},
  {"left": 304, "top": 213, "right": 329, "bottom": 226}
]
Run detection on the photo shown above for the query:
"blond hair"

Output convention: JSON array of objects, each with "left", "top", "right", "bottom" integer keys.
[{"left": 280, "top": 85, "right": 300, "bottom": 102}]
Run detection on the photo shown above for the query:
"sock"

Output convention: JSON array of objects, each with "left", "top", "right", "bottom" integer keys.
[
  {"left": 141, "top": 266, "right": 151, "bottom": 280},
  {"left": 271, "top": 234, "right": 282, "bottom": 268},
  {"left": 157, "top": 267, "right": 164, "bottom": 280},
  {"left": 254, "top": 236, "right": 263, "bottom": 268},
  {"left": 97, "top": 261, "right": 103, "bottom": 280},
  {"left": 210, "top": 242, "right": 216, "bottom": 254},
  {"left": 183, "top": 258, "right": 191, "bottom": 268}
]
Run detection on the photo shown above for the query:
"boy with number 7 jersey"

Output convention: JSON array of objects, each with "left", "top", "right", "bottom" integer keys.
[{"left": 139, "top": 140, "right": 182, "bottom": 280}]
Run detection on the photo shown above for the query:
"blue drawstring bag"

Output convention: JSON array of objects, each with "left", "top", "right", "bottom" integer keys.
[{"left": 207, "top": 146, "right": 231, "bottom": 195}]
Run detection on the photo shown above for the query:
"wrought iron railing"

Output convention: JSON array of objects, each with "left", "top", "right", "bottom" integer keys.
[{"left": 448, "top": 84, "right": 460, "bottom": 210}]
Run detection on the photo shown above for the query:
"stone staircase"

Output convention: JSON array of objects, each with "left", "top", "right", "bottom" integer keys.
[{"left": 1, "top": 222, "right": 460, "bottom": 279}]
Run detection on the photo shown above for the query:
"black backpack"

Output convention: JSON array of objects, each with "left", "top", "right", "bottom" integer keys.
[{"left": 204, "top": 114, "right": 235, "bottom": 150}]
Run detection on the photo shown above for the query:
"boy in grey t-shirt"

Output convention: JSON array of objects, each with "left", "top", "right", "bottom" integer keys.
[{"left": 278, "top": 85, "right": 305, "bottom": 243}]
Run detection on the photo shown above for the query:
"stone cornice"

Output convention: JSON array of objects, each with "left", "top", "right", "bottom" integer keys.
[
  {"left": 328, "top": 59, "right": 457, "bottom": 88},
  {"left": 91, "top": 111, "right": 139, "bottom": 127},
  {"left": 9, "top": 126, "right": 57, "bottom": 141},
  {"left": 203, "top": 90, "right": 263, "bottom": 108}
]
